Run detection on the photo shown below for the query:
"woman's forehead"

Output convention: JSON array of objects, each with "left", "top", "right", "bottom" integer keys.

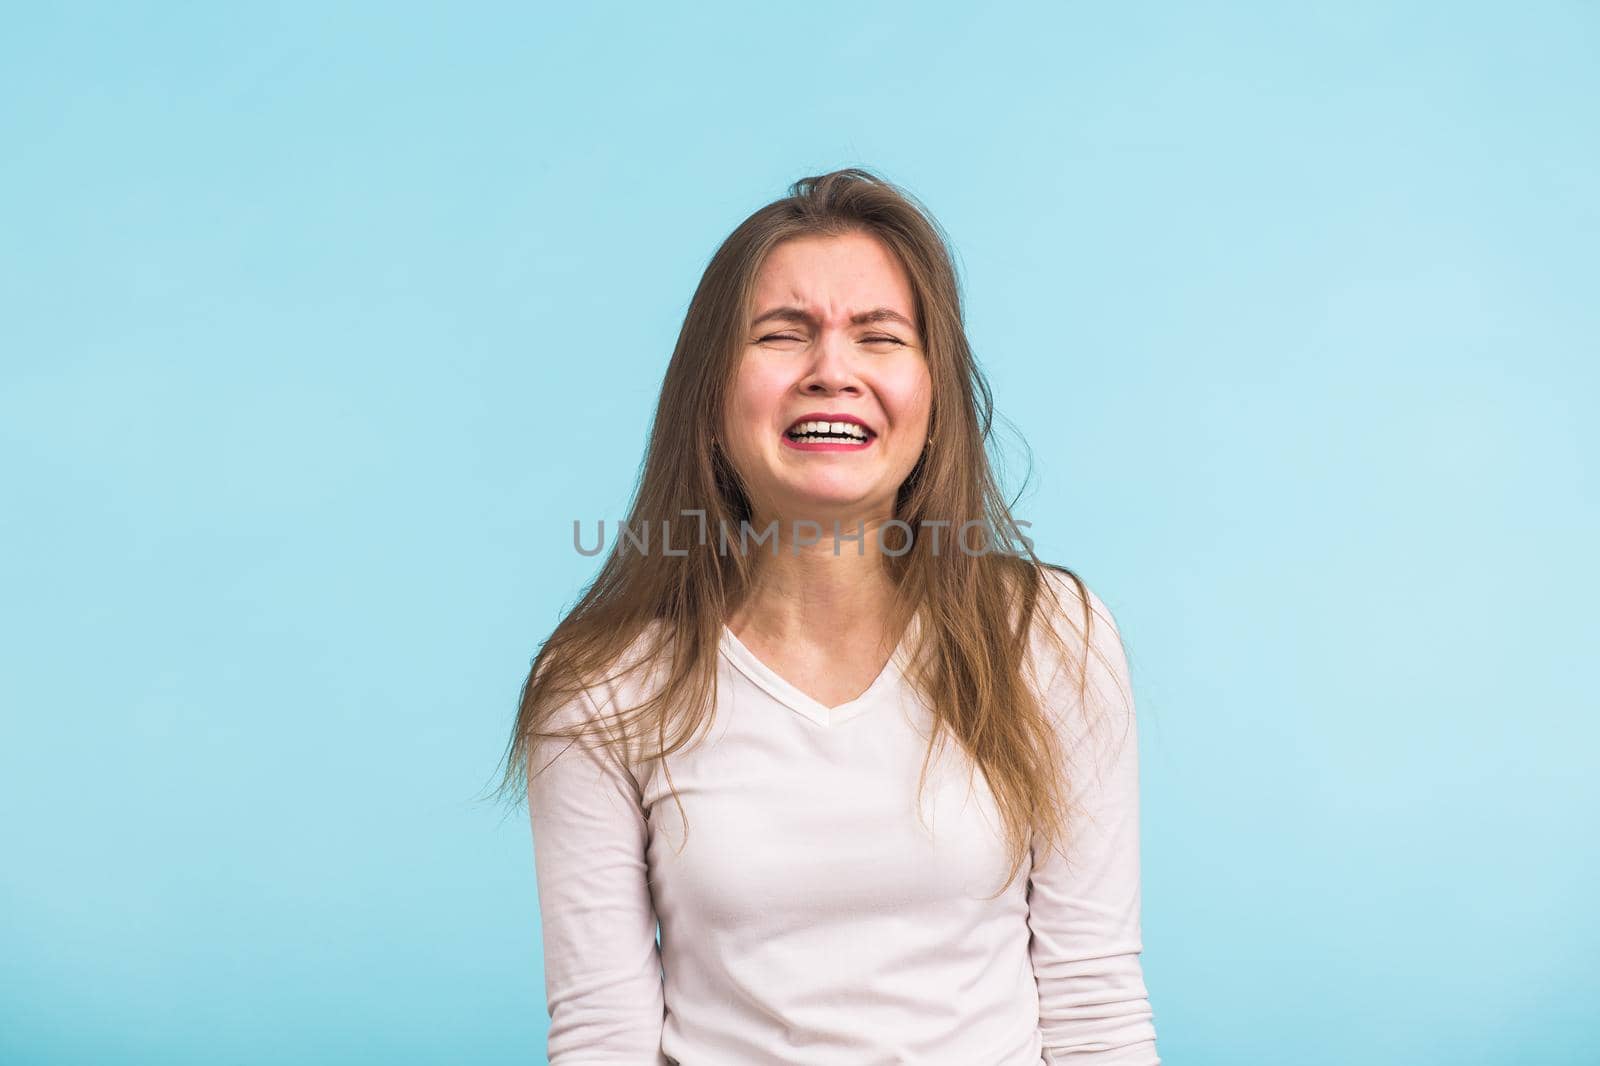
[{"left": 748, "top": 237, "right": 917, "bottom": 325}]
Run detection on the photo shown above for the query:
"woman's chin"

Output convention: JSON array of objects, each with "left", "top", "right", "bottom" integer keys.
[{"left": 762, "top": 485, "right": 888, "bottom": 522}]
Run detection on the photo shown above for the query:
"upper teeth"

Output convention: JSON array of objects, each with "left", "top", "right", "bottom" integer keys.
[{"left": 790, "top": 420, "right": 868, "bottom": 440}]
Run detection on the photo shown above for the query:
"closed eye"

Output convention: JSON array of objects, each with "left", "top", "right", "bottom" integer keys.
[{"left": 756, "top": 333, "right": 906, "bottom": 345}]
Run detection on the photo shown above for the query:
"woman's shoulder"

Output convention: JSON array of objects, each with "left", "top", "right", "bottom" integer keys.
[
  {"left": 1025, "top": 561, "right": 1133, "bottom": 716},
  {"left": 531, "top": 617, "right": 671, "bottom": 722},
  {"left": 1029, "top": 562, "right": 1122, "bottom": 652},
  {"left": 529, "top": 618, "right": 680, "bottom": 784},
  {"left": 567, "top": 618, "right": 676, "bottom": 711},
  {"left": 1035, "top": 561, "right": 1117, "bottom": 628}
]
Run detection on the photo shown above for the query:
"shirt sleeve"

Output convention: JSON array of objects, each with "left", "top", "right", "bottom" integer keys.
[
  {"left": 1028, "top": 580, "right": 1161, "bottom": 1065},
  {"left": 526, "top": 686, "right": 668, "bottom": 1064}
]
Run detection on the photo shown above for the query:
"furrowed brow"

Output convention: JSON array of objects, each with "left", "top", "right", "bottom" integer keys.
[
  {"left": 751, "top": 306, "right": 916, "bottom": 330},
  {"left": 750, "top": 307, "right": 815, "bottom": 327},
  {"left": 850, "top": 308, "right": 915, "bottom": 330}
]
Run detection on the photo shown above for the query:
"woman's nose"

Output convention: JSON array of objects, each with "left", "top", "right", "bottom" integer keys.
[{"left": 801, "top": 332, "right": 861, "bottom": 393}]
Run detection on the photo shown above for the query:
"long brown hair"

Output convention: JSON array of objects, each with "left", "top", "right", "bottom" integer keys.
[{"left": 488, "top": 167, "right": 1129, "bottom": 892}]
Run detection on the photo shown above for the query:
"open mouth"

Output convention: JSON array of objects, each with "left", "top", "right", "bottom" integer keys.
[{"left": 784, "top": 418, "right": 875, "bottom": 445}]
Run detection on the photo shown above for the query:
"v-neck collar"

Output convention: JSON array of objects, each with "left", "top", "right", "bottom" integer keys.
[{"left": 718, "top": 615, "right": 919, "bottom": 728}]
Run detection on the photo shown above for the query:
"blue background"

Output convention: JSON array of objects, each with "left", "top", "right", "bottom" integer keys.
[{"left": 2, "top": 3, "right": 1594, "bottom": 1063}]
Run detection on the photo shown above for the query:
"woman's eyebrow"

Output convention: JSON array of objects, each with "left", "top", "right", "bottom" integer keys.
[{"left": 751, "top": 306, "right": 915, "bottom": 330}]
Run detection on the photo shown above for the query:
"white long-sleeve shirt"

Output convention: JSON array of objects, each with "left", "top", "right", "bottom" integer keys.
[{"left": 527, "top": 569, "right": 1160, "bottom": 1064}]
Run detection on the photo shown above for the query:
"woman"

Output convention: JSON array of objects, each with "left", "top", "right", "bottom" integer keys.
[{"left": 496, "top": 168, "right": 1160, "bottom": 1064}]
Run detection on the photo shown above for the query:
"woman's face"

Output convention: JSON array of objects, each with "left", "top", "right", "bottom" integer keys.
[{"left": 721, "top": 232, "right": 933, "bottom": 527}]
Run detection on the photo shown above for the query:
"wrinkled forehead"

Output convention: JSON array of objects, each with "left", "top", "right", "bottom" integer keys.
[{"left": 745, "top": 233, "right": 919, "bottom": 332}]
